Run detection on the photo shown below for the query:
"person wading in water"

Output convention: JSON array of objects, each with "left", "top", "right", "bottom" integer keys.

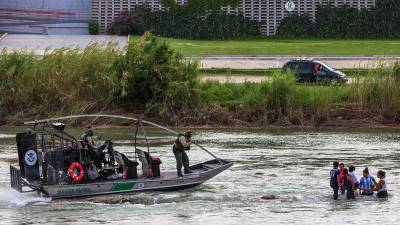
[
  {"left": 373, "top": 170, "right": 388, "bottom": 198},
  {"left": 330, "top": 161, "right": 340, "bottom": 200},
  {"left": 173, "top": 131, "right": 193, "bottom": 177}
]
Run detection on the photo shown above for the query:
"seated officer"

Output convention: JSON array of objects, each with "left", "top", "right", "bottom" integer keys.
[{"left": 81, "top": 126, "right": 108, "bottom": 167}]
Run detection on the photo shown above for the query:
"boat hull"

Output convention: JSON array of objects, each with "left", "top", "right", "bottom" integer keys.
[{"left": 42, "top": 159, "right": 232, "bottom": 199}]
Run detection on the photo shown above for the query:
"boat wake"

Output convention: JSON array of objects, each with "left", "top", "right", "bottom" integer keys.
[
  {"left": 0, "top": 185, "right": 51, "bottom": 206},
  {"left": 0, "top": 134, "right": 15, "bottom": 139}
]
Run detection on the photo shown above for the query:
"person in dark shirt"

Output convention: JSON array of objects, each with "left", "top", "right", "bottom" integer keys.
[
  {"left": 343, "top": 168, "right": 355, "bottom": 200},
  {"left": 330, "top": 161, "right": 340, "bottom": 200}
]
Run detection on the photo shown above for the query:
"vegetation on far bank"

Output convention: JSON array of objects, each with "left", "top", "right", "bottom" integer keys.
[{"left": 1, "top": 33, "right": 400, "bottom": 128}]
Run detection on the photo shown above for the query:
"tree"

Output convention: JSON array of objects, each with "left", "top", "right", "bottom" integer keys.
[
  {"left": 161, "top": 0, "right": 240, "bottom": 15},
  {"left": 108, "top": 9, "right": 147, "bottom": 35},
  {"left": 276, "top": 14, "right": 314, "bottom": 37}
]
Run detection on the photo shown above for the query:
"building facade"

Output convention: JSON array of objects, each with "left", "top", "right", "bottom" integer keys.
[
  {"left": 0, "top": 0, "right": 91, "bottom": 34},
  {"left": 92, "top": 0, "right": 376, "bottom": 36}
]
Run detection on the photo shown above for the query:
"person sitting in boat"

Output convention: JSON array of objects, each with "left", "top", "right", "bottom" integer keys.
[
  {"left": 359, "top": 167, "right": 376, "bottom": 196},
  {"left": 81, "top": 126, "right": 137, "bottom": 173},
  {"left": 81, "top": 126, "right": 108, "bottom": 151},
  {"left": 372, "top": 170, "right": 388, "bottom": 198},
  {"left": 81, "top": 126, "right": 109, "bottom": 167},
  {"left": 173, "top": 131, "right": 193, "bottom": 177}
]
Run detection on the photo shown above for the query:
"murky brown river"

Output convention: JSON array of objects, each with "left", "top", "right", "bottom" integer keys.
[{"left": 0, "top": 127, "right": 399, "bottom": 224}]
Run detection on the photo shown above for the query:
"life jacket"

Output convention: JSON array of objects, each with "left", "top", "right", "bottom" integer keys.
[{"left": 174, "top": 134, "right": 189, "bottom": 151}]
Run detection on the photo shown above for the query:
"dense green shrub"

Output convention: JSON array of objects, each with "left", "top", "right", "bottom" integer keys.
[
  {"left": 277, "top": 0, "right": 400, "bottom": 38},
  {"left": 0, "top": 33, "right": 200, "bottom": 122},
  {"left": 146, "top": 10, "right": 260, "bottom": 39},
  {"left": 315, "top": 5, "right": 361, "bottom": 38},
  {"left": 0, "top": 43, "right": 121, "bottom": 118},
  {"left": 161, "top": 0, "right": 240, "bottom": 15},
  {"left": 108, "top": 9, "right": 147, "bottom": 35},
  {"left": 2, "top": 32, "right": 400, "bottom": 125},
  {"left": 108, "top": 6, "right": 260, "bottom": 39},
  {"left": 88, "top": 20, "right": 99, "bottom": 35},
  {"left": 117, "top": 32, "right": 200, "bottom": 119},
  {"left": 349, "top": 64, "right": 400, "bottom": 120},
  {"left": 276, "top": 14, "right": 314, "bottom": 38},
  {"left": 394, "top": 62, "right": 400, "bottom": 81}
]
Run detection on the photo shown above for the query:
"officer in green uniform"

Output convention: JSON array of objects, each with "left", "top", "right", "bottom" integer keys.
[
  {"left": 81, "top": 126, "right": 108, "bottom": 167},
  {"left": 81, "top": 126, "right": 95, "bottom": 149},
  {"left": 173, "top": 131, "right": 193, "bottom": 177},
  {"left": 81, "top": 126, "right": 108, "bottom": 150}
]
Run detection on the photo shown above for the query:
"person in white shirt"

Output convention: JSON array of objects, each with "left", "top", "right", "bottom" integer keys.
[{"left": 349, "top": 165, "right": 359, "bottom": 190}]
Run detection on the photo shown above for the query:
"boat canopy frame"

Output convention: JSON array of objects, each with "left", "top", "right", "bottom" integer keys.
[{"left": 24, "top": 114, "right": 222, "bottom": 164}]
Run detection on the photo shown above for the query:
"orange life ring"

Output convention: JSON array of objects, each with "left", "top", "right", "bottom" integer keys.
[{"left": 68, "top": 162, "right": 84, "bottom": 182}]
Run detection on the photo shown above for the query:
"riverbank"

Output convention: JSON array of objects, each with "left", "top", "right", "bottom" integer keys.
[{"left": 2, "top": 109, "right": 400, "bottom": 131}]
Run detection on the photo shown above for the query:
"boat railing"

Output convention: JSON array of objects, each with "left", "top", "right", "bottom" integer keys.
[{"left": 10, "top": 165, "right": 22, "bottom": 192}]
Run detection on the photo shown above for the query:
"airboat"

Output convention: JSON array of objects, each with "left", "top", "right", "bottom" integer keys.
[{"left": 9, "top": 114, "right": 232, "bottom": 199}]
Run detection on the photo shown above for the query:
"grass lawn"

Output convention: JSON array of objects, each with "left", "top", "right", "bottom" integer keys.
[{"left": 159, "top": 37, "right": 400, "bottom": 56}]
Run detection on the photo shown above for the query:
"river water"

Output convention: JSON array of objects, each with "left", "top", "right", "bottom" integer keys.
[{"left": 0, "top": 127, "right": 399, "bottom": 225}]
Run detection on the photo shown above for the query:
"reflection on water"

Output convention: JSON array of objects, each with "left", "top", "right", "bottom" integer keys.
[{"left": 0, "top": 128, "right": 399, "bottom": 225}]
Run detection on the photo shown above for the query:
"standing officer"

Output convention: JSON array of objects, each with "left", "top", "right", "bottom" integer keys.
[{"left": 173, "top": 131, "right": 193, "bottom": 177}]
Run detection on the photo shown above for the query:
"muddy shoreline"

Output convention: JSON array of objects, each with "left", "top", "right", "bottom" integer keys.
[{"left": 1, "top": 116, "right": 400, "bottom": 132}]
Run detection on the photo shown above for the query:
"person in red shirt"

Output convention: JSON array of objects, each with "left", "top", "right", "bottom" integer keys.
[{"left": 338, "top": 162, "right": 345, "bottom": 194}]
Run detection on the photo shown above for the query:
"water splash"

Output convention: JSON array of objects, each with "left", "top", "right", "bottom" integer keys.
[{"left": 0, "top": 186, "right": 51, "bottom": 206}]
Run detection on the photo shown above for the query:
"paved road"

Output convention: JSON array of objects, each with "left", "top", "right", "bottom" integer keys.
[
  {"left": 1, "top": 34, "right": 399, "bottom": 69},
  {"left": 0, "top": 34, "right": 128, "bottom": 54},
  {"left": 195, "top": 56, "right": 400, "bottom": 69},
  {"left": 202, "top": 75, "right": 357, "bottom": 84}
]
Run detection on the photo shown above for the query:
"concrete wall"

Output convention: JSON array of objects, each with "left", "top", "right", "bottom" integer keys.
[{"left": 0, "top": 0, "right": 91, "bottom": 34}]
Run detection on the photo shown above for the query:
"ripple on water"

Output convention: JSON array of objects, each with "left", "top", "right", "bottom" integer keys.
[{"left": 0, "top": 134, "right": 14, "bottom": 139}]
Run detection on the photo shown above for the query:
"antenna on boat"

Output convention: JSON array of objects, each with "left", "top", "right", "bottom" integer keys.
[{"left": 134, "top": 120, "right": 139, "bottom": 162}]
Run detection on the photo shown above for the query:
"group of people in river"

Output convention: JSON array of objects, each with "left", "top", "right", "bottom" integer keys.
[{"left": 330, "top": 161, "right": 388, "bottom": 200}]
